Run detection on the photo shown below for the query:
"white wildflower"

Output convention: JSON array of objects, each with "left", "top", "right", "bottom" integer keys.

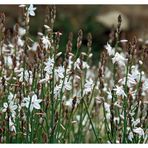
[
  {"left": 44, "top": 57, "right": 54, "bottom": 75},
  {"left": 27, "top": 4, "right": 36, "bottom": 16},
  {"left": 55, "top": 66, "right": 65, "bottom": 80},
  {"left": 127, "top": 74, "right": 137, "bottom": 86},
  {"left": 104, "top": 102, "right": 110, "bottom": 113},
  {"left": 112, "top": 52, "right": 127, "bottom": 67},
  {"left": 32, "top": 42, "right": 39, "bottom": 51},
  {"left": 106, "top": 89, "right": 112, "bottom": 100},
  {"left": 2, "top": 92, "right": 17, "bottom": 118},
  {"left": 9, "top": 117, "right": 16, "bottom": 133},
  {"left": 133, "top": 127, "right": 144, "bottom": 138},
  {"left": 65, "top": 98, "right": 73, "bottom": 108},
  {"left": 104, "top": 42, "right": 115, "bottom": 56},
  {"left": 39, "top": 73, "right": 50, "bottom": 84},
  {"left": 57, "top": 78, "right": 72, "bottom": 93},
  {"left": 84, "top": 78, "right": 94, "bottom": 95},
  {"left": 18, "top": 27, "right": 26, "bottom": 36},
  {"left": 142, "top": 78, "right": 148, "bottom": 92},
  {"left": 114, "top": 85, "right": 127, "bottom": 97},
  {"left": 17, "top": 37, "right": 24, "bottom": 47},
  {"left": 74, "top": 58, "right": 89, "bottom": 70},
  {"left": 131, "top": 65, "right": 141, "bottom": 80},
  {"left": 128, "top": 131, "right": 133, "bottom": 141},
  {"left": 4, "top": 56, "right": 13, "bottom": 69},
  {"left": 132, "top": 118, "right": 140, "bottom": 127},
  {"left": 22, "top": 94, "right": 42, "bottom": 112},
  {"left": 63, "top": 78, "right": 72, "bottom": 91},
  {"left": 18, "top": 69, "right": 33, "bottom": 84},
  {"left": 42, "top": 36, "right": 51, "bottom": 49},
  {"left": 54, "top": 84, "right": 62, "bottom": 98},
  {"left": 2, "top": 102, "right": 17, "bottom": 119},
  {"left": 67, "top": 56, "right": 73, "bottom": 71},
  {"left": 74, "top": 58, "right": 81, "bottom": 70},
  {"left": 82, "top": 61, "right": 89, "bottom": 69}
]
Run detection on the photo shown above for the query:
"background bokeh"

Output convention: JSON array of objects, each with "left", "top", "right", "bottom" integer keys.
[{"left": 1, "top": 5, "right": 148, "bottom": 59}]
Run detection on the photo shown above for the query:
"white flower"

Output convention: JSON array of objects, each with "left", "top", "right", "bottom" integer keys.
[
  {"left": 17, "top": 37, "right": 24, "bottom": 47},
  {"left": 4, "top": 56, "right": 13, "bottom": 69},
  {"left": 2, "top": 92, "right": 17, "bottom": 118},
  {"left": 130, "top": 65, "right": 141, "bottom": 81},
  {"left": 2, "top": 103, "right": 8, "bottom": 112},
  {"left": 106, "top": 89, "right": 112, "bottom": 100},
  {"left": 112, "top": 52, "right": 127, "bottom": 66},
  {"left": 74, "top": 58, "right": 81, "bottom": 70},
  {"left": 132, "top": 118, "right": 140, "bottom": 127},
  {"left": 2, "top": 103, "right": 17, "bottom": 118},
  {"left": 142, "top": 78, "right": 148, "bottom": 92},
  {"left": 84, "top": 78, "right": 94, "bottom": 95},
  {"left": 9, "top": 102, "right": 17, "bottom": 118},
  {"left": 82, "top": 61, "right": 89, "bottom": 69},
  {"left": 9, "top": 117, "right": 16, "bottom": 133},
  {"left": 8, "top": 92, "right": 15, "bottom": 102},
  {"left": 39, "top": 73, "right": 50, "bottom": 84},
  {"left": 63, "top": 78, "right": 72, "bottom": 91},
  {"left": 44, "top": 57, "right": 54, "bottom": 75},
  {"left": 104, "top": 42, "right": 115, "bottom": 56},
  {"left": 127, "top": 73, "right": 137, "bottom": 86},
  {"left": 74, "top": 58, "right": 89, "bottom": 70},
  {"left": 42, "top": 36, "right": 51, "bottom": 49},
  {"left": 114, "top": 85, "right": 127, "bottom": 97},
  {"left": 56, "top": 78, "right": 72, "bottom": 93},
  {"left": 54, "top": 84, "right": 62, "bottom": 98},
  {"left": 18, "top": 27, "right": 26, "bottom": 36},
  {"left": 18, "top": 69, "right": 33, "bottom": 84},
  {"left": 22, "top": 94, "right": 42, "bottom": 112},
  {"left": 67, "top": 56, "right": 73, "bottom": 70},
  {"left": 65, "top": 98, "right": 73, "bottom": 108},
  {"left": 119, "top": 65, "right": 141, "bottom": 88},
  {"left": 27, "top": 4, "right": 36, "bottom": 16},
  {"left": 128, "top": 131, "right": 134, "bottom": 141},
  {"left": 104, "top": 102, "right": 110, "bottom": 113},
  {"left": 31, "top": 42, "right": 39, "bottom": 51},
  {"left": 55, "top": 66, "right": 65, "bottom": 80},
  {"left": 133, "top": 127, "right": 144, "bottom": 138}
]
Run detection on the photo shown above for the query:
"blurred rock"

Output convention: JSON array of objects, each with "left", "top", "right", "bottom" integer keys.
[{"left": 96, "top": 11, "right": 129, "bottom": 30}]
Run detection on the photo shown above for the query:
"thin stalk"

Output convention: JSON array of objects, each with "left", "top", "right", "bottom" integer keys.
[{"left": 82, "top": 97, "right": 99, "bottom": 143}]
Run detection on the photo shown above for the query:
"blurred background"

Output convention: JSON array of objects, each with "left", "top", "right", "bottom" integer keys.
[{"left": 1, "top": 5, "right": 148, "bottom": 58}]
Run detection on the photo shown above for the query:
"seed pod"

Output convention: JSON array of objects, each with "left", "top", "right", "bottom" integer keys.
[{"left": 77, "top": 29, "right": 83, "bottom": 49}]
